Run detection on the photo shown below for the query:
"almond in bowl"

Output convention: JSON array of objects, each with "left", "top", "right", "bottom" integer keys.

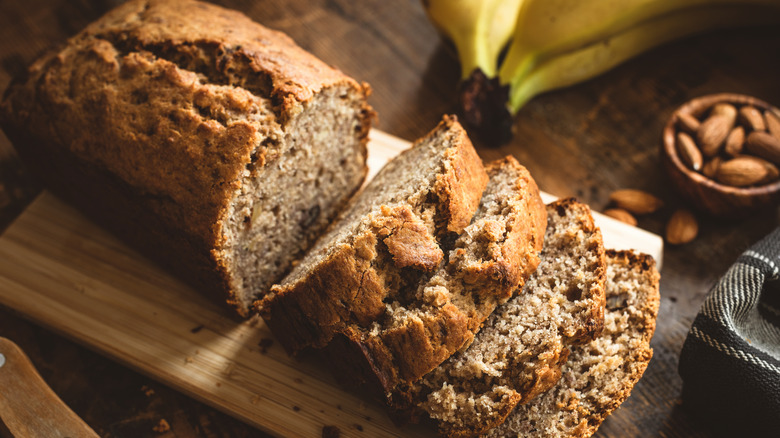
[{"left": 661, "top": 93, "right": 780, "bottom": 218}]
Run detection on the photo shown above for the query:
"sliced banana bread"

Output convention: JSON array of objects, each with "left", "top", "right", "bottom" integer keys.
[
  {"left": 0, "top": 0, "right": 373, "bottom": 315},
  {"left": 396, "top": 198, "right": 606, "bottom": 437},
  {"left": 260, "top": 134, "right": 546, "bottom": 395},
  {"left": 487, "top": 250, "right": 660, "bottom": 438}
]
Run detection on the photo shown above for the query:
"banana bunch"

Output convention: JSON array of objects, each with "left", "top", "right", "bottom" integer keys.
[{"left": 422, "top": 0, "right": 780, "bottom": 144}]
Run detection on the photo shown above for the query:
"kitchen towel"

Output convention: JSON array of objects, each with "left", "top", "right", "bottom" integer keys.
[{"left": 679, "top": 226, "right": 780, "bottom": 436}]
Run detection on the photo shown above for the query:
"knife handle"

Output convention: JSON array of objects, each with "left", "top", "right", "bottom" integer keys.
[{"left": 0, "top": 337, "right": 99, "bottom": 438}]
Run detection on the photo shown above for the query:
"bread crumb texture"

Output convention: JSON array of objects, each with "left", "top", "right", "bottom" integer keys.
[
  {"left": 261, "top": 120, "right": 547, "bottom": 396},
  {"left": 405, "top": 198, "right": 606, "bottom": 437},
  {"left": 0, "top": 0, "right": 373, "bottom": 316},
  {"left": 486, "top": 250, "right": 659, "bottom": 438}
]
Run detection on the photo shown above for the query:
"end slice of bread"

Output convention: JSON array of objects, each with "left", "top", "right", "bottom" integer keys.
[
  {"left": 396, "top": 198, "right": 606, "bottom": 437},
  {"left": 486, "top": 249, "right": 660, "bottom": 438}
]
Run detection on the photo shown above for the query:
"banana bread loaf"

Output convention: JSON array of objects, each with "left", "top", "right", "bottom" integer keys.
[
  {"left": 395, "top": 198, "right": 606, "bottom": 437},
  {"left": 0, "top": 0, "right": 373, "bottom": 316},
  {"left": 259, "top": 119, "right": 547, "bottom": 396},
  {"left": 487, "top": 250, "right": 660, "bottom": 438}
]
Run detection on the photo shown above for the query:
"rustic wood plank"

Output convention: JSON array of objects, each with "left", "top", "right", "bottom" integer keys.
[{"left": 0, "top": 131, "right": 661, "bottom": 437}]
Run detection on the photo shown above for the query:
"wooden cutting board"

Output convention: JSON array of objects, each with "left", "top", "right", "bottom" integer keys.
[{"left": 0, "top": 130, "right": 662, "bottom": 438}]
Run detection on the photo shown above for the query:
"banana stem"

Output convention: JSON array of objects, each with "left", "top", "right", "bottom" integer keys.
[{"left": 458, "top": 69, "right": 513, "bottom": 146}]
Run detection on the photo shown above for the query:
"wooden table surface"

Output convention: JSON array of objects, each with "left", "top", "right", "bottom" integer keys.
[{"left": 0, "top": 1, "right": 778, "bottom": 437}]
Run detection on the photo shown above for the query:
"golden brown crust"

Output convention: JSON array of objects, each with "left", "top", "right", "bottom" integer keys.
[
  {"left": 0, "top": 0, "right": 372, "bottom": 316},
  {"left": 83, "top": 0, "right": 359, "bottom": 116},
  {"left": 261, "top": 128, "right": 551, "bottom": 400},
  {"left": 260, "top": 117, "right": 490, "bottom": 371},
  {"left": 460, "top": 157, "right": 546, "bottom": 298},
  {"left": 433, "top": 116, "right": 490, "bottom": 234},
  {"left": 372, "top": 205, "right": 443, "bottom": 271},
  {"left": 395, "top": 197, "right": 604, "bottom": 438}
]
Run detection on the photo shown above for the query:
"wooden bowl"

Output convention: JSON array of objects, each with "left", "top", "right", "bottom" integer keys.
[{"left": 661, "top": 93, "right": 780, "bottom": 218}]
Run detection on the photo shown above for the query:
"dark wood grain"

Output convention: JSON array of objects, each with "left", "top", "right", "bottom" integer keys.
[{"left": 0, "top": 0, "right": 778, "bottom": 437}]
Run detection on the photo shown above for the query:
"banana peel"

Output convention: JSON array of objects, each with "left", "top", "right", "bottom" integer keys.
[
  {"left": 422, "top": 0, "right": 780, "bottom": 146},
  {"left": 508, "top": 4, "right": 780, "bottom": 112}
]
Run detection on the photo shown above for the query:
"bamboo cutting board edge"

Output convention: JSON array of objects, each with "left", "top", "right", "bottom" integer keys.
[{"left": 0, "top": 129, "right": 663, "bottom": 437}]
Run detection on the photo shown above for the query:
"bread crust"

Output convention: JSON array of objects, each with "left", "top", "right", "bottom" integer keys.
[
  {"left": 262, "top": 151, "right": 547, "bottom": 400},
  {"left": 389, "top": 198, "right": 606, "bottom": 438},
  {"left": 485, "top": 249, "right": 660, "bottom": 438},
  {"left": 260, "top": 117, "right": 489, "bottom": 353},
  {"left": 0, "top": 0, "right": 373, "bottom": 315}
]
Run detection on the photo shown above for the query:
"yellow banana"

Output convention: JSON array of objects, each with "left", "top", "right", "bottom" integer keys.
[
  {"left": 423, "top": 0, "right": 525, "bottom": 79},
  {"left": 499, "top": 0, "right": 780, "bottom": 111},
  {"left": 420, "top": 0, "right": 780, "bottom": 144},
  {"left": 508, "top": 4, "right": 780, "bottom": 111}
]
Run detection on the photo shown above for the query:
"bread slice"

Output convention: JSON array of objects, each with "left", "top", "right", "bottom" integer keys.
[
  {"left": 260, "top": 129, "right": 547, "bottom": 395},
  {"left": 0, "top": 0, "right": 373, "bottom": 315},
  {"left": 395, "top": 198, "right": 606, "bottom": 437},
  {"left": 486, "top": 250, "right": 660, "bottom": 438}
]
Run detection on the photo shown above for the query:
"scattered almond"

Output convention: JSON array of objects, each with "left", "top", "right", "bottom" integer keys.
[
  {"left": 738, "top": 105, "right": 766, "bottom": 132},
  {"left": 609, "top": 189, "right": 664, "bottom": 215},
  {"left": 744, "top": 131, "right": 780, "bottom": 165},
  {"left": 603, "top": 208, "right": 638, "bottom": 226},
  {"left": 701, "top": 157, "right": 721, "bottom": 179},
  {"left": 666, "top": 209, "right": 698, "bottom": 245},
  {"left": 723, "top": 126, "right": 745, "bottom": 156},
  {"left": 676, "top": 112, "right": 701, "bottom": 134},
  {"left": 716, "top": 156, "right": 769, "bottom": 187},
  {"left": 676, "top": 131, "right": 702, "bottom": 170},
  {"left": 697, "top": 114, "right": 733, "bottom": 156},
  {"left": 765, "top": 110, "right": 780, "bottom": 140}
]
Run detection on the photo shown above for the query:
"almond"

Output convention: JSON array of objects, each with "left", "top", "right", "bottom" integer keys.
[
  {"left": 711, "top": 103, "right": 738, "bottom": 120},
  {"left": 738, "top": 105, "right": 766, "bottom": 132},
  {"left": 697, "top": 114, "right": 733, "bottom": 157},
  {"left": 740, "top": 155, "right": 780, "bottom": 185},
  {"left": 609, "top": 189, "right": 664, "bottom": 215},
  {"left": 745, "top": 131, "right": 780, "bottom": 165},
  {"left": 723, "top": 126, "right": 745, "bottom": 156},
  {"left": 666, "top": 209, "right": 698, "bottom": 245},
  {"left": 716, "top": 156, "right": 769, "bottom": 187},
  {"left": 603, "top": 208, "right": 638, "bottom": 226},
  {"left": 676, "top": 131, "right": 702, "bottom": 170},
  {"left": 701, "top": 157, "right": 722, "bottom": 179},
  {"left": 676, "top": 113, "right": 700, "bottom": 135},
  {"left": 765, "top": 110, "right": 780, "bottom": 140}
]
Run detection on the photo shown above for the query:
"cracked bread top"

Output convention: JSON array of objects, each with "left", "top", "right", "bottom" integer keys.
[
  {"left": 2, "top": 0, "right": 369, "bottom": 245},
  {"left": 0, "top": 0, "right": 372, "bottom": 314}
]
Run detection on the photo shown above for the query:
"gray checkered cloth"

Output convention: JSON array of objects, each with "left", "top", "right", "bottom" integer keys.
[{"left": 679, "top": 227, "right": 780, "bottom": 435}]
